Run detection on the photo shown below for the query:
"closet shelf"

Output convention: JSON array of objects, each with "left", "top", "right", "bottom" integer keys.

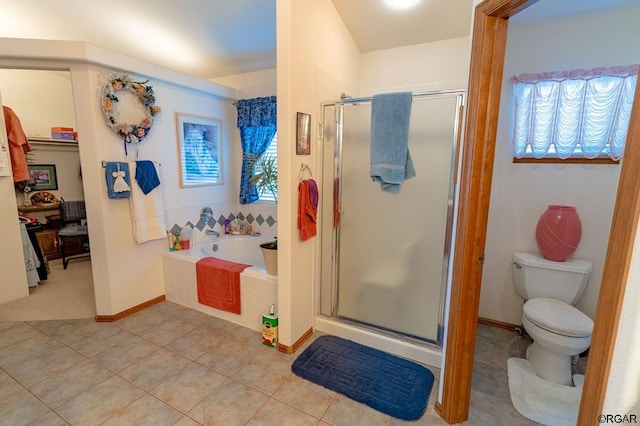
[{"left": 28, "top": 137, "right": 78, "bottom": 146}]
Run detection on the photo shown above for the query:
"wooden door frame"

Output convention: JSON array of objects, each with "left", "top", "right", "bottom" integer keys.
[{"left": 435, "top": 0, "right": 640, "bottom": 424}]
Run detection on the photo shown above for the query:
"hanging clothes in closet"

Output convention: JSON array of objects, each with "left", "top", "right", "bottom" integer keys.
[{"left": 3, "top": 106, "right": 33, "bottom": 182}]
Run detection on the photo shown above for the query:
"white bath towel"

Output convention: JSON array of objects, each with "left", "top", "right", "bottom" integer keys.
[{"left": 128, "top": 161, "right": 167, "bottom": 244}]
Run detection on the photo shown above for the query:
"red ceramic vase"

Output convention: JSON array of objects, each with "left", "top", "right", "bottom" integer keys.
[{"left": 535, "top": 205, "right": 582, "bottom": 262}]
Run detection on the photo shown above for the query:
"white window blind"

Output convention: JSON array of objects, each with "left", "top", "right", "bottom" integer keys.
[{"left": 512, "top": 65, "right": 639, "bottom": 160}]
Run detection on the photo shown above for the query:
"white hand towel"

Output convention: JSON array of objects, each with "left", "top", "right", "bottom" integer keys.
[{"left": 128, "top": 161, "right": 166, "bottom": 243}]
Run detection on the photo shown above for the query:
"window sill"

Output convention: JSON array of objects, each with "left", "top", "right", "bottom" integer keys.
[{"left": 513, "top": 157, "right": 620, "bottom": 165}]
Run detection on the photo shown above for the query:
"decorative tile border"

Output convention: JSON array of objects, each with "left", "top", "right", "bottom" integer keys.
[{"left": 168, "top": 211, "right": 276, "bottom": 235}]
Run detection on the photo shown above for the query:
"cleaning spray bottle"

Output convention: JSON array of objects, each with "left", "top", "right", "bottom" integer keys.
[{"left": 262, "top": 304, "right": 278, "bottom": 348}]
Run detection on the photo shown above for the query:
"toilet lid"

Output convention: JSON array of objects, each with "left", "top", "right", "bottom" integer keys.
[{"left": 523, "top": 298, "right": 594, "bottom": 337}]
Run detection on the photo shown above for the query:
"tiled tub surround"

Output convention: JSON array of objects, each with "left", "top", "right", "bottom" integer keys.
[
  {"left": 163, "top": 235, "right": 277, "bottom": 333},
  {"left": 164, "top": 203, "right": 277, "bottom": 248}
]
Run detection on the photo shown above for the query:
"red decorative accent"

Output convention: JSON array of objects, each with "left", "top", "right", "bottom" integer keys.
[{"left": 535, "top": 205, "right": 582, "bottom": 262}]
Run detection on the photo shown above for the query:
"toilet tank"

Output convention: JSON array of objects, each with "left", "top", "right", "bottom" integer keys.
[{"left": 512, "top": 252, "right": 592, "bottom": 305}]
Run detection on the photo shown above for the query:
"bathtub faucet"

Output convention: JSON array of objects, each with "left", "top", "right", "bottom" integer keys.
[{"left": 205, "top": 229, "right": 220, "bottom": 237}]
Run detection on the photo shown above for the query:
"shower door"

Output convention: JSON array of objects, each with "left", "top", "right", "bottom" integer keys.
[{"left": 320, "top": 92, "right": 463, "bottom": 345}]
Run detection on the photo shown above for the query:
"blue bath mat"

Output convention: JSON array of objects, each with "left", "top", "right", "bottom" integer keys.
[{"left": 291, "top": 335, "right": 434, "bottom": 421}]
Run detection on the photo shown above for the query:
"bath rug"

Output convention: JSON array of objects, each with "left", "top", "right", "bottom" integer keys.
[
  {"left": 291, "top": 335, "right": 434, "bottom": 421},
  {"left": 507, "top": 357, "right": 583, "bottom": 426}
]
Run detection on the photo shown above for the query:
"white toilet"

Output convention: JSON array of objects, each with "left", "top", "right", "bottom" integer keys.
[{"left": 512, "top": 252, "right": 594, "bottom": 385}]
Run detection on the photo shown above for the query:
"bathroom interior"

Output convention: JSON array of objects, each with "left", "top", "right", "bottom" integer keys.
[{"left": 1, "top": 0, "right": 640, "bottom": 423}]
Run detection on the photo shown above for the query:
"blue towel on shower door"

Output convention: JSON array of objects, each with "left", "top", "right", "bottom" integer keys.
[{"left": 370, "top": 92, "right": 415, "bottom": 193}]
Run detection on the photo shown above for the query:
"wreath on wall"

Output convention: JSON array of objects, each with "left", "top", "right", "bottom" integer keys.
[{"left": 101, "top": 73, "right": 161, "bottom": 150}]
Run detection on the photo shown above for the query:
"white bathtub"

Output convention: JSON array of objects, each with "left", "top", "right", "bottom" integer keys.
[{"left": 163, "top": 235, "right": 277, "bottom": 332}]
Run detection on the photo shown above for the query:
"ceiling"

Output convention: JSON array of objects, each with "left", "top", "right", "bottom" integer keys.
[
  {"left": 0, "top": 0, "right": 636, "bottom": 80},
  {"left": 0, "top": 0, "right": 473, "bottom": 80}
]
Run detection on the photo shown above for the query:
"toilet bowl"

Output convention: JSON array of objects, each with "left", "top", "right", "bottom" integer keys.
[
  {"left": 511, "top": 252, "right": 593, "bottom": 385},
  {"left": 521, "top": 298, "right": 593, "bottom": 385}
]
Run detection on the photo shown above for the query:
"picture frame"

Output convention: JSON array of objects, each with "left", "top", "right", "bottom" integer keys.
[
  {"left": 28, "top": 164, "right": 58, "bottom": 191},
  {"left": 176, "top": 113, "right": 224, "bottom": 187},
  {"left": 296, "top": 112, "right": 311, "bottom": 155}
]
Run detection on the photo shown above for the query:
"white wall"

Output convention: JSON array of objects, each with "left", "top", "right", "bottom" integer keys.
[
  {"left": 212, "top": 68, "right": 276, "bottom": 99},
  {"left": 360, "top": 36, "right": 470, "bottom": 95},
  {"left": 479, "top": 5, "right": 640, "bottom": 324},
  {"left": 276, "top": 0, "right": 360, "bottom": 346}
]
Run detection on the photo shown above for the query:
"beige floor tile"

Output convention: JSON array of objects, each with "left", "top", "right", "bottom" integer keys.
[
  {"left": 56, "top": 375, "right": 144, "bottom": 425},
  {"left": 272, "top": 374, "right": 336, "bottom": 418},
  {"left": 164, "top": 326, "right": 222, "bottom": 360},
  {"left": 0, "top": 385, "right": 49, "bottom": 425},
  {"left": 0, "top": 332, "right": 62, "bottom": 370},
  {"left": 322, "top": 394, "right": 390, "bottom": 426},
  {"left": 151, "top": 362, "right": 226, "bottom": 413},
  {"left": 145, "top": 301, "right": 188, "bottom": 318},
  {"left": 196, "top": 338, "right": 255, "bottom": 376},
  {"left": 247, "top": 398, "right": 319, "bottom": 425},
  {"left": 139, "top": 317, "right": 197, "bottom": 346},
  {"left": 113, "top": 309, "right": 173, "bottom": 335},
  {"left": 188, "top": 380, "right": 269, "bottom": 426},
  {"left": 29, "top": 358, "right": 113, "bottom": 408},
  {"left": 170, "top": 306, "right": 217, "bottom": 327},
  {"left": 101, "top": 394, "right": 182, "bottom": 426},
  {"left": 471, "top": 360, "right": 510, "bottom": 401},
  {"left": 0, "top": 322, "right": 50, "bottom": 350},
  {"left": 4, "top": 345, "right": 86, "bottom": 388},
  {"left": 232, "top": 349, "right": 294, "bottom": 395},
  {"left": 66, "top": 324, "right": 133, "bottom": 357},
  {"left": 173, "top": 415, "right": 205, "bottom": 425},
  {"left": 0, "top": 369, "right": 24, "bottom": 400},
  {"left": 465, "top": 389, "right": 530, "bottom": 425},
  {"left": 26, "top": 410, "right": 68, "bottom": 426},
  {"left": 118, "top": 348, "right": 191, "bottom": 391},
  {"left": 91, "top": 335, "right": 161, "bottom": 373}
]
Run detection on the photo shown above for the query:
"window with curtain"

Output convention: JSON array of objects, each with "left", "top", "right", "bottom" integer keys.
[
  {"left": 236, "top": 96, "right": 277, "bottom": 204},
  {"left": 512, "top": 64, "right": 639, "bottom": 161}
]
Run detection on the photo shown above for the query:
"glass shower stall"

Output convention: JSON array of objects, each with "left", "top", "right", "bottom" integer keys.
[{"left": 319, "top": 91, "right": 464, "bottom": 346}]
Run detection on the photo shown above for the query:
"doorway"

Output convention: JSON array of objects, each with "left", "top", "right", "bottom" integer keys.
[
  {"left": 0, "top": 68, "right": 95, "bottom": 320},
  {"left": 437, "top": 0, "right": 640, "bottom": 423}
]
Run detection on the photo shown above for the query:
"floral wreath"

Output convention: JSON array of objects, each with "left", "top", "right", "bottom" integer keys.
[{"left": 101, "top": 73, "right": 161, "bottom": 149}]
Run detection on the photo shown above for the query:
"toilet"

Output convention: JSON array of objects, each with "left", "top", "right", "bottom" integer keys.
[{"left": 512, "top": 252, "right": 594, "bottom": 385}]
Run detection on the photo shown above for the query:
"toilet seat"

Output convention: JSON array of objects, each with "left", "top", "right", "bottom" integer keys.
[{"left": 523, "top": 298, "right": 593, "bottom": 338}]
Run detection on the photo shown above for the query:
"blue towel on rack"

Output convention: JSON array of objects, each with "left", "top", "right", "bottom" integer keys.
[
  {"left": 370, "top": 92, "right": 415, "bottom": 193},
  {"left": 135, "top": 160, "right": 160, "bottom": 195},
  {"left": 105, "top": 161, "right": 131, "bottom": 199}
]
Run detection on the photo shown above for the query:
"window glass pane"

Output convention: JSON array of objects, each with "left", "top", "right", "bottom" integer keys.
[{"left": 254, "top": 134, "right": 277, "bottom": 202}]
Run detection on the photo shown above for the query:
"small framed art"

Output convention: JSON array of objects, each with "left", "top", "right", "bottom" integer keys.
[
  {"left": 176, "top": 113, "right": 223, "bottom": 187},
  {"left": 28, "top": 164, "right": 58, "bottom": 191},
  {"left": 296, "top": 112, "right": 311, "bottom": 155}
]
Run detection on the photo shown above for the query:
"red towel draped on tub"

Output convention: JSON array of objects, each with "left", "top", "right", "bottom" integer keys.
[{"left": 196, "top": 257, "right": 251, "bottom": 314}]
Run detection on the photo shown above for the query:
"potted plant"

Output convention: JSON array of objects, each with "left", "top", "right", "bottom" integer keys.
[
  {"left": 249, "top": 154, "right": 278, "bottom": 275},
  {"left": 248, "top": 154, "right": 277, "bottom": 202},
  {"left": 260, "top": 237, "right": 278, "bottom": 275}
]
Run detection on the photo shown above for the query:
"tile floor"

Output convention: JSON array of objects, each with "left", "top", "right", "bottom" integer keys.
[{"left": 0, "top": 301, "right": 586, "bottom": 425}]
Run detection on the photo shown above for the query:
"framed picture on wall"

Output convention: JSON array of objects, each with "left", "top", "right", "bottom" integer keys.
[
  {"left": 176, "top": 113, "right": 224, "bottom": 187},
  {"left": 28, "top": 164, "right": 58, "bottom": 190},
  {"left": 296, "top": 112, "right": 311, "bottom": 155}
]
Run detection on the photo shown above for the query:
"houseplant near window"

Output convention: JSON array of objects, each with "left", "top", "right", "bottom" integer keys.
[{"left": 249, "top": 154, "right": 278, "bottom": 275}]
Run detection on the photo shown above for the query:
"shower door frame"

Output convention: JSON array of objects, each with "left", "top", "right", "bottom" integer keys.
[{"left": 320, "top": 90, "right": 465, "bottom": 348}]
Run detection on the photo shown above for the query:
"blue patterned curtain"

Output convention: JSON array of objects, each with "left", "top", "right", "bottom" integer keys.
[{"left": 237, "top": 96, "right": 277, "bottom": 204}]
